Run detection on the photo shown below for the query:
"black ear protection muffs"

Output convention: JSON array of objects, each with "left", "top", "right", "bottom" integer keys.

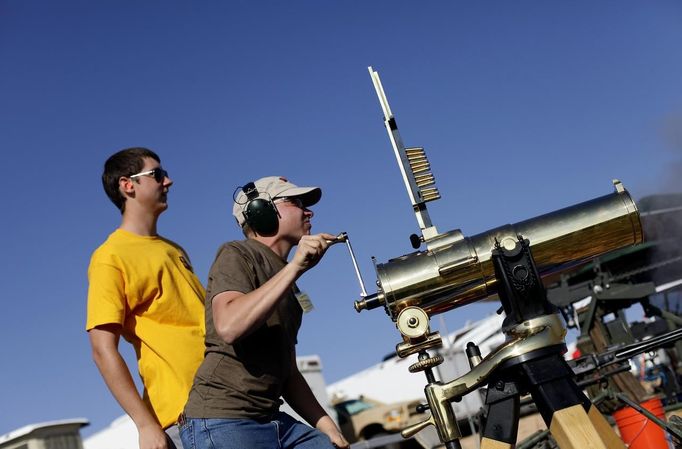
[{"left": 241, "top": 182, "right": 280, "bottom": 236}]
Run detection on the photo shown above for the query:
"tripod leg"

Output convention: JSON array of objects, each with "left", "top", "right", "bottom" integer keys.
[
  {"left": 521, "top": 356, "right": 622, "bottom": 449},
  {"left": 586, "top": 405, "right": 626, "bottom": 449},
  {"left": 550, "top": 404, "right": 609, "bottom": 449},
  {"left": 480, "top": 379, "right": 520, "bottom": 449}
]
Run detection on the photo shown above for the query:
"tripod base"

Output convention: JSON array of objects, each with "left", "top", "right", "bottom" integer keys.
[
  {"left": 480, "top": 404, "right": 624, "bottom": 449},
  {"left": 479, "top": 351, "right": 625, "bottom": 449}
]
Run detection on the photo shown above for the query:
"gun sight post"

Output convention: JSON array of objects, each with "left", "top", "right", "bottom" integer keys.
[{"left": 369, "top": 67, "right": 441, "bottom": 245}]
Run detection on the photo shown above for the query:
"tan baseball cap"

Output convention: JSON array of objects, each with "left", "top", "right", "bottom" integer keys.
[{"left": 233, "top": 176, "right": 322, "bottom": 226}]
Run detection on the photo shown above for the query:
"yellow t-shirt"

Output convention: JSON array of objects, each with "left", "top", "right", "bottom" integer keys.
[{"left": 86, "top": 228, "right": 206, "bottom": 428}]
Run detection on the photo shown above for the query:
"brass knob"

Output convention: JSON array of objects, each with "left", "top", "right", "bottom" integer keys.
[
  {"left": 397, "top": 307, "right": 430, "bottom": 339},
  {"left": 408, "top": 355, "right": 444, "bottom": 373}
]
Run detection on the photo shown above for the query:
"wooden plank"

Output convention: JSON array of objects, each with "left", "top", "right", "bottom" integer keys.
[
  {"left": 480, "top": 437, "right": 512, "bottom": 449},
  {"left": 587, "top": 405, "right": 626, "bottom": 449},
  {"left": 549, "top": 404, "right": 608, "bottom": 449}
]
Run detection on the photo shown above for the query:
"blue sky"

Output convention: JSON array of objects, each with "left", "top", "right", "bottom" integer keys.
[{"left": 1, "top": 0, "right": 681, "bottom": 438}]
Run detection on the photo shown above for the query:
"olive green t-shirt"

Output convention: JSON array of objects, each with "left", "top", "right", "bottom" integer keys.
[{"left": 184, "top": 239, "right": 303, "bottom": 419}]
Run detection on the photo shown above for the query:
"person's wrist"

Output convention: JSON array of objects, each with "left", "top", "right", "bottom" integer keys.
[
  {"left": 137, "top": 421, "right": 162, "bottom": 432},
  {"left": 286, "top": 258, "right": 306, "bottom": 275},
  {"left": 315, "top": 415, "right": 335, "bottom": 431}
]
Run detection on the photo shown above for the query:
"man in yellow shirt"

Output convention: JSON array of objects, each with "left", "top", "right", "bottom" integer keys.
[{"left": 87, "top": 147, "right": 205, "bottom": 449}]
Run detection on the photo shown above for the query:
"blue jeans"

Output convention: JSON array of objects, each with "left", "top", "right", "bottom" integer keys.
[{"left": 179, "top": 412, "right": 334, "bottom": 449}]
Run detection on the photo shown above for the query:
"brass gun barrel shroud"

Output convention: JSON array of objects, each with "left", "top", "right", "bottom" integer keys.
[{"left": 357, "top": 181, "right": 642, "bottom": 320}]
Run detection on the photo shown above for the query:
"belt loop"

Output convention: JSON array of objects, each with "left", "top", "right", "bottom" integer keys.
[{"left": 177, "top": 412, "right": 187, "bottom": 427}]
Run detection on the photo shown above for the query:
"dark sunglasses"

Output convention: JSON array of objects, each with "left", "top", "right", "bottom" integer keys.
[{"left": 129, "top": 167, "right": 169, "bottom": 183}]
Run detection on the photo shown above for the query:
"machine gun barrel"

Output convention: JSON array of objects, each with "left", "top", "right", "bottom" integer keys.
[
  {"left": 569, "top": 326, "right": 682, "bottom": 390},
  {"left": 356, "top": 181, "right": 642, "bottom": 320},
  {"left": 610, "top": 327, "right": 682, "bottom": 362}
]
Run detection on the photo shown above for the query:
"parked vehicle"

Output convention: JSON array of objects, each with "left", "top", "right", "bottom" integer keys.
[{"left": 333, "top": 396, "right": 425, "bottom": 448}]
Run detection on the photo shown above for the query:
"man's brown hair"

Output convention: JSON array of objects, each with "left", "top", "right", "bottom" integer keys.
[{"left": 102, "top": 147, "right": 160, "bottom": 213}]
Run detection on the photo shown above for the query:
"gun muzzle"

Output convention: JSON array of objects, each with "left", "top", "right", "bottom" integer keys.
[
  {"left": 360, "top": 181, "right": 642, "bottom": 320},
  {"left": 354, "top": 292, "right": 383, "bottom": 312}
]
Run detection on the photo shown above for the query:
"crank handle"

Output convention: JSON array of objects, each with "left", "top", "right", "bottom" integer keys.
[
  {"left": 401, "top": 415, "right": 435, "bottom": 439},
  {"left": 325, "top": 232, "right": 348, "bottom": 245},
  {"left": 327, "top": 231, "right": 370, "bottom": 298}
]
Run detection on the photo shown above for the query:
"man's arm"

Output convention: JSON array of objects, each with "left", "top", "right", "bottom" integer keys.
[
  {"left": 212, "top": 233, "right": 335, "bottom": 344},
  {"left": 283, "top": 352, "right": 349, "bottom": 448},
  {"left": 89, "top": 324, "right": 169, "bottom": 449}
]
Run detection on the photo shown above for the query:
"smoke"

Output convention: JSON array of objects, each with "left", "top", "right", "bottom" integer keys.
[
  {"left": 659, "top": 113, "right": 682, "bottom": 193},
  {"left": 631, "top": 113, "right": 682, "bottom": 315},
  {"left": 638, "top": 194, "right": 682, "bottom": 314},
  {"left": 662, "top": 114, "right": 682, "bottom": 151}
]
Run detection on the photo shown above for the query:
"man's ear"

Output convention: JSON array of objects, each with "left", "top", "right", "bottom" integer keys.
[{"left": 119, "top": 176, "right": 136, "bottom": 197}]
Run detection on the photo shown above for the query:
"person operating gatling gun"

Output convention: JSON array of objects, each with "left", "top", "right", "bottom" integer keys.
[{"left": 181, "top": 176, "right": 349, "bottom": 449}]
